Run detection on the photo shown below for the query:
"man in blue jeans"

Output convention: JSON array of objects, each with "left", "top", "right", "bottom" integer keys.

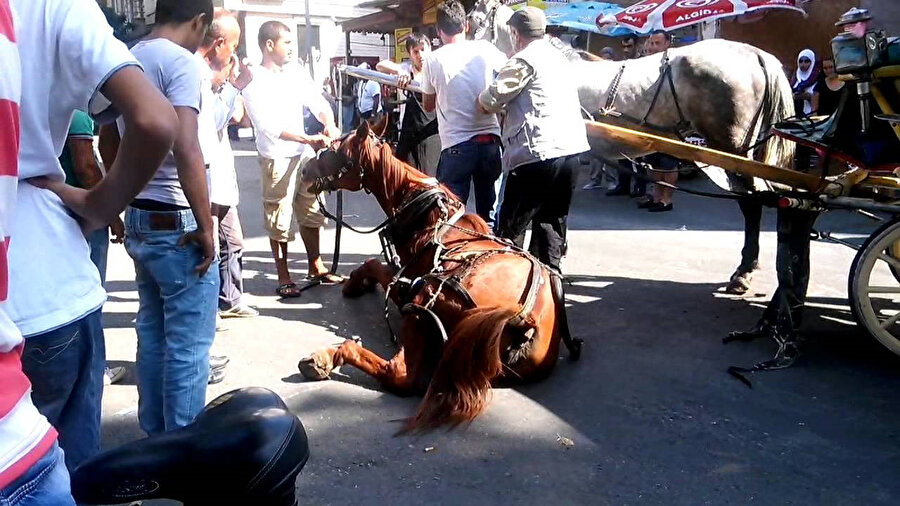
[
  {"left": 9, "top": 0, "right": 179, "bottom": 477},
  {"left": 421, "top": 0, "right": 507, "bottom": 223},
  {"left": 58, "top": 110, "right": 128, "bottom": 386},
  {"left": 108, "top": 0, "right": 219, "bottom": 436}
]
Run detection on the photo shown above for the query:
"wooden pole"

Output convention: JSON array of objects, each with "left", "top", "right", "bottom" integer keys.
[{"left": 584, "top": 120, "right": 830, "bottom": 191}]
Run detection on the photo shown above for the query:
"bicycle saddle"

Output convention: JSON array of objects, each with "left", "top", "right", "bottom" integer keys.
[{"left": 71, "top": 387, "right": 309, "bottom": 506}]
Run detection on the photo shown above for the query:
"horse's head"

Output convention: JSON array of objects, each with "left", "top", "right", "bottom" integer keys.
[
  {"left": 466, "top": 0, "right": 492, "bottom": 40},
  {"left": 306, "top": 121, "right": 378, "bottom": 194},
  {"left": 466, "top": 0, "right": 515, "bottom": 56}
]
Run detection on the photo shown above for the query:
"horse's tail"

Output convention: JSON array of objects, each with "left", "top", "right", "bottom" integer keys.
[
  {"left": 404, "top": 306, "right": 521, "bottom": 433},
  {"left": 754, "top": 52, "right": 796, "bottom": 169}
]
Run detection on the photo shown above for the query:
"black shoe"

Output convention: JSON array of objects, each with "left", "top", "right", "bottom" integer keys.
[
  {"left": 605, "top": 186, "right": 630, "bottom": 196},
  {"left": 648, "top": 202, "right": 673, "bottom": 212},
  {"left": 630, "top": 188, "right": 646, "bottom": 198},
  {"left": 637, "top": 199, "right": 657, "bottom": 209}
]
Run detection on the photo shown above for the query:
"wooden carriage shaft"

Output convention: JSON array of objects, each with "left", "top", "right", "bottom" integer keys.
[{"left": 583, "top": 120, "right": 833, "bottom": 192}]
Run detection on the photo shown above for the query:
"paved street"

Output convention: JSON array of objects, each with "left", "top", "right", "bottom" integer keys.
[{"left": 100, "top": 142, "right": 900, "bottom": 505}]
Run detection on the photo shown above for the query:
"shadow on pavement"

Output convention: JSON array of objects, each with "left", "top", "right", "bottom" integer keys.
[{"left": 97, "top": 263, "right": 900, "bottom": 504}]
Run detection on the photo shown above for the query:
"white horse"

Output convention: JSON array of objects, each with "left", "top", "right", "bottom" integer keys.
[{"left": 467, "top": 0, "right": 796, "bottom": 291}]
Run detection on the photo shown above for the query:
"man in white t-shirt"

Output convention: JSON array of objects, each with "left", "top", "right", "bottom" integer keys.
[
  {"left": 421, "top": 0, "right": 507, "bottom": 223},
  {"left": 356, "top": 63, "right": 382, "bottom": 120},
  {"left": 1, "top": 2, "right": 73, "bottom": 500},
  {"left": 9, "top": 0, "right": 178, "bottom": 472},
  {"left": 196, "top": 8, "right": 257, "bottom": 324},
  {"left": 243, "top": 21, "right": 341, "bottom": 298}
]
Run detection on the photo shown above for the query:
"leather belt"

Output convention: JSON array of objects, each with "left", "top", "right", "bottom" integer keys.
[{"left": 471, "top": 134, "right": 499, "bottom": 144}]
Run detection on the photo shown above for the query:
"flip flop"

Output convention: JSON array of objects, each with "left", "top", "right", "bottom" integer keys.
[
  {"left": 306, "top": 273, "right": 345, "bottom": 286},
  {"left": 276, "top": 282, "right": 303, "bottom": 298}
]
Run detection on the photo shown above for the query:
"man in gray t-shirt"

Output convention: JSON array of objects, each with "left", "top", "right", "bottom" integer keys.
[{"left": 103, "top": 0, "right": 219, "bottom": 436}]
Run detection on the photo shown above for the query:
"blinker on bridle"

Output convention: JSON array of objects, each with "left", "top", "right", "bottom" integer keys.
[{"left": 313, "top": 132, "right": 382, "bottom": 193}]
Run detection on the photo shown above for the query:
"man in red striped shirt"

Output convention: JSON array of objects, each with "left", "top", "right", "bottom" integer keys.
[
  {"left": 1, "top": 0, "right": 177, "bottom": 495},
  {"left": 0, "top": 1, "right": 73, "bottom": 501}
]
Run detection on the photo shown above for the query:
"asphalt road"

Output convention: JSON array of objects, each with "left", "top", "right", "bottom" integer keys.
[{"left": 99, "top": 142, "right": 900, "bottom": 505}]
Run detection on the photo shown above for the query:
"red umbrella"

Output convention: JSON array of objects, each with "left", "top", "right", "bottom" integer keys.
[{"left": 597, "top": 0, "right": 806, "bottom": 34}]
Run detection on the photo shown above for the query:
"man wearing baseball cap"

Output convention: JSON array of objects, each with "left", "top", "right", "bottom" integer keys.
[{"left": 478, "top": 6, "right": 589, "bottom": 273}]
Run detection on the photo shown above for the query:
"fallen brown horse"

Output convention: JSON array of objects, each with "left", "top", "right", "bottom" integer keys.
[{"left": 299, "top": 121, "right": 581, "bottom": 432}]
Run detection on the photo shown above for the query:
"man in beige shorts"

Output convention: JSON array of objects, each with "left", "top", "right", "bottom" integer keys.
[{"left": 243, "top": 20, "right": 341, "bottom": 297}]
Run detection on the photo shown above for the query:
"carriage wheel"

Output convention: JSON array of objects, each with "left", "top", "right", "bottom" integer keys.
[{"left": 849, "top": 218, "right": 900, "bottom": 357}]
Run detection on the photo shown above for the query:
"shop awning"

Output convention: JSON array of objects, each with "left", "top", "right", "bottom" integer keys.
[{"left": 341, "top": 0, "right": 423, "bottom": 34}]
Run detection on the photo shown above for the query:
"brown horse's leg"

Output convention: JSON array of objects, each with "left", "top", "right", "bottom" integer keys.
[
  {"left": 343, "top": 258, "right": 395, "bottom": 297},
  {"left": 299, "top": 340, "right": 418, "bottom": 395}
]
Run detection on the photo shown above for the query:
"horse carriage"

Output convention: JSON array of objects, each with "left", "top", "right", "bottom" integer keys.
[{"left": 584, "top": 27, "right": 900, "bottom": 358}]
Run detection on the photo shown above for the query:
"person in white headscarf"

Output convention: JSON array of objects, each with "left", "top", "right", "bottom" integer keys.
[{"left": 791, "top": 49, "right": 819, "bottom": 116}]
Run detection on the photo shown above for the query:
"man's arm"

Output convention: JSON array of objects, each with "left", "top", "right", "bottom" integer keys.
[
  {"left": 478, "top": 58, "right": 535, "bottom": 114},
  {"left": 68, "top": 137, "right": 103, "bottom": 189},
  {"left": 305, "top": 86, "right": 340, "bottom": 140},
  {"left": 97, "top": 123, "right": 120, "bottom": 171},
  {"left": 423, "top": 93, "right": 436, "bottom": 113},
  {"left": 31, "top": 67, "right": 178, "bottom": 227},
  {"left": 420, "top": 56, "right": 437, "bottom": 112},
  {"left": 372, "top": 91, "right": 381, "bottom": 115},
  {"left": 375, "top": 60, "right": 404, "bottom": 75},
  {"left": 245, "top": 84, "right": 329, "bottom": 147},
  {"left": 171, "top": 107, "right": 215, "bottom": 274}
]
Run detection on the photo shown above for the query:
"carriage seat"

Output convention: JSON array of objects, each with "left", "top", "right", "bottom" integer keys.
[
  {"left": 774, "top": 113, "right": 840, "bottom": 147},
  {"left": 71, "top": 387, "right": 309, "bottom": 506}
]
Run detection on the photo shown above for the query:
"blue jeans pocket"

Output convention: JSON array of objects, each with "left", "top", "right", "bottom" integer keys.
[{"left": 23, "top": 328, "right": 79, "bottom": 365}]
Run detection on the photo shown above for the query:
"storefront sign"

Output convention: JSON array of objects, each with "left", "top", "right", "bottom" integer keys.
[{"left": 395, "top": 27, "right": 412, "bottom": 62}]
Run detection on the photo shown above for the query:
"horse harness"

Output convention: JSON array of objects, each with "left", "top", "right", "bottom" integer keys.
[
  {"left": 381, "top": 188, "right": 546, "bottom": 346},
  {"left": 598, "top": 51, "right": 772, "bottom": 157},
  {"left": 312, "top": 141, "right": 548, "bottom": 349},
  {"left": 599, "top": 50, "right": 697, "bottom": 141},
  {"left": 469, "top": 0, "right": 501, "bottom": 46}
]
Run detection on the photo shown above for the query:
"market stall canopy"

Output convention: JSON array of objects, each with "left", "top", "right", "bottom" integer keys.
[
  {"left": 341, "top": 0, "right": 422, "bottom": 34},
  {"left": 597, "top": 0, "right": 807, "bottom": 34},
  {"left": 545, "top": 1, "right": 635, "bottom": 36}
]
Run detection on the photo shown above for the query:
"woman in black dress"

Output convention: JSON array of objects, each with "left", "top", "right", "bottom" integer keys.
[{"left": 815, "top": 57, "right": 845, "bottom": 116}]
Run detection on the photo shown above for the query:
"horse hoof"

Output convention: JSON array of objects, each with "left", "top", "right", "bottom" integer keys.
[
  {"left": 342, "top": 277, "right": 373, "bottom": 298},
  {"left": 725, "top": 272, "right": 752, "bottom": 295},
  {"left": 298, "top": 352, "right": 333, "bottom": 380}
]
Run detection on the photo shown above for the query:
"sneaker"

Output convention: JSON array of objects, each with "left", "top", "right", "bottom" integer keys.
[
  {"left": 208, "top": 367, "right": 225, "bottom": 385},
  {"left": 104, "top": 366, "right": 126, "bottom": 386},
  {"left": 219, "top": 304, "right": 259, "bottom": 319},
  {"left": 210, "top": 355, "right": 230, "bottom": 370},
  {"left": 215, "top": 313, "right": 227, "bottom": 332},
  {"left": 582, "top": 181, "right": 603, "bottom": 190}
]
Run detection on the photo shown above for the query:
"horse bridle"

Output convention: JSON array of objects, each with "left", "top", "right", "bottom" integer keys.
[
  {"left": 311, "top": 132, "right": 384, "bottom": 193},
  {"left": 469, "top": 0, "right": 500, "bottom": 44}
]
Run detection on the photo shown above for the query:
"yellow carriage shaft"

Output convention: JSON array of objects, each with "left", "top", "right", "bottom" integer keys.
[{"left": 584, "top": 120, "right": 832, "bottom": 192}]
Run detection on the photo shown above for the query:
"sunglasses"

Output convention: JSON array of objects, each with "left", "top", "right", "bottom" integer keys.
[{"left": 799, "top": 58, "right": 811, "bottom": 63}]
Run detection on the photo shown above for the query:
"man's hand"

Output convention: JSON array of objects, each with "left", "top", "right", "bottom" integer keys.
[
  {"left": 26, "top": 177, "right": 106, "bottom": 233},
  {"left": 323, "top": 124, "right": 341, "bottom": 140},
  {"left": 306, "top": 134, "right": 331, "bottom": 151},
  {"left": 179, "top": 228, "right": 216, "bottom": 275},
  {"left": 232, "top": 58, "right": 254, "bottom": 91},
  {"left": 110, "top": 216, "right": 125, "bottom": 244},
  {"left": 397, "top": 71, "right": 413, "bottom": 90},
  {"left": 476, "top": 96, "right": 490, "bottom": 115}
]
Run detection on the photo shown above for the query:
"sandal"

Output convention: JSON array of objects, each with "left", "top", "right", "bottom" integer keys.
[
  {"left": 306, "top": 273, "right": 345, "bottom": 286},
  {"left": 276, "top": 282, "right": 303, "bottom": 298}
]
